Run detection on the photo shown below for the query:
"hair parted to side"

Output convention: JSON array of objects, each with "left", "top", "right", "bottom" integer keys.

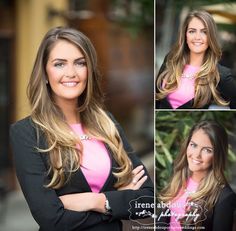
[
  {"left": 158, "top": 120, "right": 228, "bottom": 227},
  {"left": 27, "top": 27, "right": 133, "bottom": 189},
  {"left": 156, "top": 10, "right": 228, "bottom": 108}
]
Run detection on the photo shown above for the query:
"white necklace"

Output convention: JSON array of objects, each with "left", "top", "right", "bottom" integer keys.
[
  {"left": 184, "top": 188, "right": 196, "bottom": 196},
  {"left": 80, "top": 135, "right": 90, "bottom": 141},
  {"left": 181, "top": 73, "right": 196, "bottom": 79}
]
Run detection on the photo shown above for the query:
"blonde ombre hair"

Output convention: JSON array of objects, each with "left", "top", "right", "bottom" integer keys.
[
  {"left": 158, "top": 121, "right": 228, "bottom": 227},
  {"left": 27, "top": 27, "right": 133, "bottom": 189},
  {"left": 156, "top": 10, "right": 228, "bottom": 108}
]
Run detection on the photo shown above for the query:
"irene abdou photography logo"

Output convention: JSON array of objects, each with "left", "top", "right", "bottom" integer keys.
[
  {"left": 156, "top": 199, "right": 208, "bottom": 226},
  {"left": 128, "top": 196, "right": 155, "bottom": 225}
]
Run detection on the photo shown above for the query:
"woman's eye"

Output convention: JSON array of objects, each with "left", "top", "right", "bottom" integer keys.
[
  {"left": 54, "top": 62, "right": 64, "bottom": 67},
  {"left": 75, "top": 61, "right": 87, "bottom": 67},
  {"left": 189, "top": 30, "right": 195, "bottom": 34},
  {"left": 203, "top": 148, "right": 213, "bottom": 154},
  {"left": 190, "top": 143, "right": 196, "bottom": 148}
]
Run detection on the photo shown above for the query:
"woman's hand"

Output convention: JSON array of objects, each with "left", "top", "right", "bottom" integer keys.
[
  {"left": 118, "top": 165, "right": 148, "bottom": 191},
  {"left": 59, "top": 192, "right": 106, "bottom": 213}
]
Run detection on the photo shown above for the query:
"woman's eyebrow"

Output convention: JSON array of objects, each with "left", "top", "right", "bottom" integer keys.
[
  {"left": 51, "top": 58, "right": 67, "bottom": 62},
  {"left": 74, "top": 57, "right": 86, "bottom": 61},
  {"left": 51, "top": 57, "right": 85, "bottom": 62},
  {"left": 187, "top": 27, "right": 206, "bottom": 30}
]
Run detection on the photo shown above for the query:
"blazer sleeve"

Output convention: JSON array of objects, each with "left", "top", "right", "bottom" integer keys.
[
  {"left": 10, "top": 118, "right": 109, "bottom": 231},
  {"left": 156, "top": 55, "right": 167, "bottom": 92},
  {"left": 156, "top": 55, "right": 168, "bottom": 109},
  {"left": 212, "top": 186, "right": 236, "bottom": 231},
  {"left": 218, "top": 65, "right": 236, "bottom": 109},
  {"left": 103, "top": 114, "right": 154, "bottom": 221}
]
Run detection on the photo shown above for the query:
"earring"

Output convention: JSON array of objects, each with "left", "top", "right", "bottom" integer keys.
[{"left": 46, "top": 80, "right": 49, "bottom": 84}]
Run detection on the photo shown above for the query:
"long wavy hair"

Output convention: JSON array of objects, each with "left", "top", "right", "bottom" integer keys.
[
  {"left": 158, "top": 121, "right": 228, "bottom": 227},
  {"left": 27, "top": 27, "right": 133, "bottom": 189},
  {"left": 156, "top": 10, "right": 228, "bottom": 108}
]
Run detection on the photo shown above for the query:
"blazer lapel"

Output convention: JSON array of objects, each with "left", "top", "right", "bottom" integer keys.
[{"left": 99, "top": 144, "right": 117, "bottom": 192}]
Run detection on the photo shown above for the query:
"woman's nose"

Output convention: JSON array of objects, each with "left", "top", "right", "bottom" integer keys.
[
  {"left": 194, "top": 31, "right": 202, "bottom": 40},
  {"left": 65, "top": 64, "right": 76, "bottom": 78},
  {"left": 193, "top": 148, "right": 202, "bottom": 158}
]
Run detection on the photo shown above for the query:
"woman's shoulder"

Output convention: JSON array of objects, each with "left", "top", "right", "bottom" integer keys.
[
  {"left": 10, "top": 116, "right": 37, "bottom": 137},
  {"left": 218, "top": 184, "right": 236, "bottom": 203},
  {"left": 11, "top": 116, "right": 34, "bottom": 129},
  {"left": 222, "top": 184, "right": 236, "bottom": 194},
  {"left": 217, "top": 64, "right": 232, "bottom": 78}
]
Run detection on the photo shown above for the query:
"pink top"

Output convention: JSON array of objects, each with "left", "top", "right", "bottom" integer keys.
[
  {"left": 169, "top": 178, "right": 199, "bottom": 231},
  {"left": 70, "top": 124, "right": 111, "bottom": 193},
  {"left": 167, "top": 65, "right": 200, "bottom": 109}
]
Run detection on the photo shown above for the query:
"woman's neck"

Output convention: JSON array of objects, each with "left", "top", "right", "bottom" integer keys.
[
  {"left": 55, "top": 98, "right": 81, "bottom": 124},
  {"left": 190, "top": 171, "right": 206, "bottom": 182},
  {"left": 189, "top": 53, "right": 204, "bottom": 67},
  {"left": 63, "top": 108, "right": 81, "bottom": 124}
]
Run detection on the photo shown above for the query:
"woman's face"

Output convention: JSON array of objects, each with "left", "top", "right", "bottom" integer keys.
[
  {"left": 186, "top": 17, "right": 209, "bottom": 57},
  {"left": 46, "top": 40, "right": 88, "bottom": 107},
  {"left": 187, "top": 129, "right": 214, "bottom": 181}
]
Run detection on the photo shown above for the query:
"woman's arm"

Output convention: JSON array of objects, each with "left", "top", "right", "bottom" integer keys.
[
  {"left": 10, "top": 118, "right": 110, "bottom": 231},
  {"left": 59, "top": 192, "right": 106, "bottom": 213},
  {"left": 103, "top": 154, "right": 154, "bottom": 221},
  {"left": 61, "top": 112, "right": 154, "bottom": 221},
  {"left": 59, "top": 165, "right": 148, "bottom": 212},
  {"left": 101, "top": 114, "right": 154, "bottom": 221}
]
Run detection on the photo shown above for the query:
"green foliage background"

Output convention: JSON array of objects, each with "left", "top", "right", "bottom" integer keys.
[{"left": 155, "top": 111, "right": 236, "bottom": 191}]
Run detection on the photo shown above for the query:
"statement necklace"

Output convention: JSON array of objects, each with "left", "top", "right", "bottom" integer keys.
[
  {"left": 70, "top": 131, "right": 91, "bottom": 141},
  {"left": 181, "top": 73, "right": 196, "bottom": 79},
  {"left": 80, "top": 134, "right": 91, "bottom": 141},
  {"left": 184, "top": 188, "right": 196, "bottom": 196}
]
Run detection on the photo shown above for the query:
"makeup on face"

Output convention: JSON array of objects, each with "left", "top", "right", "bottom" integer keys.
[
  {"left": 46, "top": 40, "right": 88, "bottom": 107},
  {"left": 186, "top": 17, "right": 209, "bottom": 58},
  {"left": 186, "top": 129, "right": 214, "bottom": 180}
]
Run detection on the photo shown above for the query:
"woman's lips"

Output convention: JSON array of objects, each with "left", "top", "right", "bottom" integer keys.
[
  {"left": 61, "top": 81, "right": 78, "bottom": 87},
  {"left": 192, "top": 158, "right": 202, "bottom": 164}
]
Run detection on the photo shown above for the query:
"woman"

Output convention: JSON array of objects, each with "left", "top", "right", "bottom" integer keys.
[
  {"left": 156, "top": 10, "right": 236, "bottom": 109},
  {"left": 10, "top": 27, "right": 154, "bottom": 231},
  {"left": 156, "top": 121, "right": 236, "bottom": 230}
]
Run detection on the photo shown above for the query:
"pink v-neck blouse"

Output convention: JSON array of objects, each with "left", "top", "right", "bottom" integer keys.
[
  {"left": 70, "top": 124, "right": 111, "bottom": 193},
  {"left": 169, "top": 178, "right": 199, "bottom": 231},
  {"left": 167, "top": 65, "right": 200, "bottom": 109}
]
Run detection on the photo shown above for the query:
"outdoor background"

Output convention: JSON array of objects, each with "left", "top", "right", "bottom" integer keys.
[
  {"left": 156, "top": 0, "right": 236, "bottom": 76},
  {"left": 155, "top": 111, "right": 236, "bottom": 230},
  {"left": 0, "top": 0, "right": 154, "bottom": 231}
]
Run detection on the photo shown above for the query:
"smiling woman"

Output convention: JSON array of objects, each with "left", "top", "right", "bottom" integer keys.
[
  {"left": 186, "top": 129, "right": 214, "bottom": 181},
  {"left": 186, "top": 17, "right": 209, "bottom": 58},
  {"left": 46, "top": 40, "right": 88, "bottom": 122},
  {"left": 9, "top": 27, "right": 154, "bottom": 231},
  {"left": 156, "top": 10, "right": 236, "bottom": 109},
  {"left": 156, "top": 121, "right": 236, "bottom": 230}
]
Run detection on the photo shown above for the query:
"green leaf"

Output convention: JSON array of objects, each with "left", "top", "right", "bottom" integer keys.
[{"left": 156, "top": 154, "right": 166, "bottom": 168}]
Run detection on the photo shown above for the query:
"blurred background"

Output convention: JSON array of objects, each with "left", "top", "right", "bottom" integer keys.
[
  {"left": 0, "top": 0, "right": 154, "bottom": 230},
  {"left": 155, "top": 111, "right": 236, "bottom": 230},
  {"left": 156, "top": 0, "right": 236, "bottom": 76}
]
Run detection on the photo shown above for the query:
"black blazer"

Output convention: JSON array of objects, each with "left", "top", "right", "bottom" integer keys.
[
  {"left": 10, "top": 116, "right": 154, "bottom": 231},
  {"left": 156, "top": 61, "right": 236, "bottom": 109},
  {"left": 156, "top": 185, "right": 236, "bottom": 231}
]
